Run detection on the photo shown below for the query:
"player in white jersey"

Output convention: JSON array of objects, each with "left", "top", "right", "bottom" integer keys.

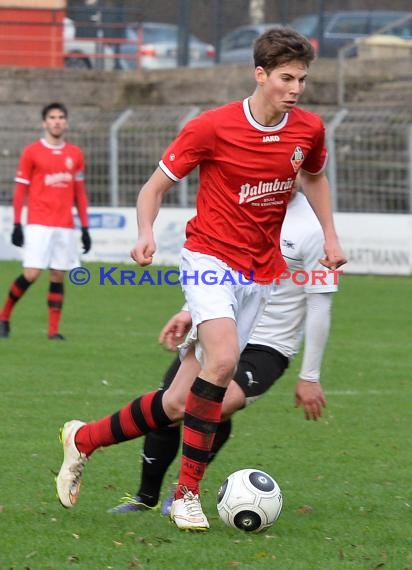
[{"left": 109, "top": 190, "right": 340, "bottom": 514}]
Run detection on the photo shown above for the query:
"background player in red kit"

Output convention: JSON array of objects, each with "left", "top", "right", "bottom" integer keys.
[
  {"left": 0, "top": 102, "right": 91, "bottom": 340},
  {"left": 56, "top": 28, "right": 346, "bottom": 530}
]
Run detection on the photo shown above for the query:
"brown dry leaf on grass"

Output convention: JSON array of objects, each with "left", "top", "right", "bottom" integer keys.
[{"left": 296, "top": 505, "right": 314, "bottom": 514}]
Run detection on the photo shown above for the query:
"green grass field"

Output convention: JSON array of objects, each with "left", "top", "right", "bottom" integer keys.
[{"left": 1, "top": 261, "right": 411, "bottom": 570}]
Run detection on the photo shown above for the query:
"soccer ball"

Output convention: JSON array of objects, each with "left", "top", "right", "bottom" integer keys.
[{"left": 217, "top": 468, "right": 283, "bottom": 532}]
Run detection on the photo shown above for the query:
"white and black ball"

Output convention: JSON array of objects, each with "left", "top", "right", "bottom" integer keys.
[{"left": 217, "top": 468, "right": 283, "bottom": 532}]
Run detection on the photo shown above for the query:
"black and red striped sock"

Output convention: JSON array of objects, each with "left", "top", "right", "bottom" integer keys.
[
  {"left": 176, "top": 377, "right": 226, "bottom": 498},
  {"left": 47, "top": 281, "right": 64, "bottom": 336},
  {"left": 0, "top": 274, "right": 32, "bottom": 321},
  {"left": 75, "top": 390, "right": 172, "bottom": 456}
]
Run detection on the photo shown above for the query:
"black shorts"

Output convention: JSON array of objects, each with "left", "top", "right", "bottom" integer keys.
[
  {"left": 233, "top": 343, "right": 289, "bottom": 401},
  {"left": 160, "top": 343, "right": 289, "bottom": 402}
]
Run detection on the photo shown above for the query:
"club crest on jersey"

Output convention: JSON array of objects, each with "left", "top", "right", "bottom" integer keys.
[
  {"left": 290, "top": 146, "right": 304, "bottom": 172},
  {"left": 65, "top": 157, "right": 74, "bottom": 169}
]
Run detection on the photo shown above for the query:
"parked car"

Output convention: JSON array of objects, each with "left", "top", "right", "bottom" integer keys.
[
  {"left": 373, "top": 13, "right": 412, "bottom": 40},
  {"left": 63, "top": 17, "right": 115, "bottom": 70},
  {"left": 219, "top": 23, "right": 282, "bottom": 64},
  {"left": 118, "top": 22, "right": 215, "bottom": 70},
  {"left": 289, "top": 10, "right": 411, "bottom": 57}
]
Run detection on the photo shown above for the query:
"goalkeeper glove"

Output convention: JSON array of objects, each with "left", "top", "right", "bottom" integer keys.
[
  {"left": 81, "top": 227, "right": 92, "bottom": 254},
  {"left": 11, "top": 223, "right": 24, "bottom": 247}
]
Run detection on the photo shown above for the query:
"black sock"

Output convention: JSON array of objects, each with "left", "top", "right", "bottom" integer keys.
[
  {"left": 208, "top": 418, "right": 232, "bottom": 464},
  {"left": 134, "top": 357, "right": 182, "bottom": 505},
  {"left": 136, "top": 359, "right": 232, "bottom": 505},
  {"left": 137, "top": 425, "right": 181, "bottom": 505}
]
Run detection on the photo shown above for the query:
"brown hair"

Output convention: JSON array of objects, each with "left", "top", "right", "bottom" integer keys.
[
  {"left": 253, "top": 27, "right": 315, "bottom": 72},
  {"left": 41, "top": 102, "right": 68, "bottom": 120}
]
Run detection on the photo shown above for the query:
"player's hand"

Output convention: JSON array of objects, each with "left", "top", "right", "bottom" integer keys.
[
  {"left": 81, "top": 227, "right": 92, "bottom": 254},
  {"left": 294, "top": 379, "right": 326, "bottom": 421},
  {"left": 130, "top": 235, "right": 156, "bottom": 267},
  {"left": 11, "top": 223, "right": 24, "bottom": 247},
  {"left": 159, "top": 310, "right": 192, "bottom": 351},
  {"left": 320, "top": 236, "right": 347, "bottom": 271}
]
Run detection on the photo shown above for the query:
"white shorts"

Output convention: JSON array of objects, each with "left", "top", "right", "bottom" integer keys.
[
  {"left": 179, "top": 248, "right": 273, "bottom": 360},
  {"left": 23, "top": 224, "right": 79, "bottom": 271}
]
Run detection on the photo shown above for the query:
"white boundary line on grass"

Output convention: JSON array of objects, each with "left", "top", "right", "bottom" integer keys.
[{"left": 325, "top": 389, "right": 400, "bottom": 396}]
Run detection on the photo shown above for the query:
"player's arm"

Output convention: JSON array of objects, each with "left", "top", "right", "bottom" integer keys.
[
  {"left": 294, "top": 292, "right": 333, "bottom": 420},
  {"left": 12, "top": 182, "right": 27, "bottom": 224},
  {"left": 131, "top": 167, "right": 175, "bottom": 267},
  {"left": 131, "top": 114, "right": 212, "bottom": 267},
  {"left": 74, "top": 179, "right": 89, "bottom": 226},
  {"left": 11, "top": 182, "right": 28, "bottom": 247},
  {"left": 299, "top": 170, "right": 346, "bottom": 270},
  {"left": 74, "top": 180, "right": 91, "bottom": 254},
  {"left": 12, "top": 146, "right": 32, "bottom": 247},
  {"left": 73, "top": 151, "right": 92, "bottom": 253}
]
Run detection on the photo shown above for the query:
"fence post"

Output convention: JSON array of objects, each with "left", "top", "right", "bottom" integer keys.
[
  {"left": 96, "top": 29, "right": 104, "bottom": 70},
  {"left": 109, "top": 109, "right": 134, "bottom": 207},
  {"left": 326, "top": 108, "right": 348, "bottom": 212},
  {"left": 337, "top": 49, "right": 345, "bottom": 107},
  {"left": 177, "top": 106, "right": 200, "bottom": 206}
]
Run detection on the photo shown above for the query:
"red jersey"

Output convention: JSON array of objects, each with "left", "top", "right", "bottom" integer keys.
[
  {"left": 160, "top": 99, "right": 327, "bottom": 283},
  {"left": 14, "top": 138, "right": 89, "bottom": 228}
]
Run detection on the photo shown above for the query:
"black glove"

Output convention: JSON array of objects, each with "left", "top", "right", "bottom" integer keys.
[
  {"left": 11, "top": 223, "right": 24, "bottom": 247},
  {"left": 81, "top": 227, "right": 92, "bottom": 254}
]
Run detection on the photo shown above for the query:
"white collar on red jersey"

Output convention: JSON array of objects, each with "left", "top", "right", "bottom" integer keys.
[
  {"left": 40, "top": 137, "right": 66, "bottom": 150},
  {"left": 243, "top": 98, "right": 288, "bottom": 132}
]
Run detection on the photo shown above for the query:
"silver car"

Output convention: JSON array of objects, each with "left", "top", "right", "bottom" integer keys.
[
  {"left": 289, "top": 10, "right": 411, "bottom": 57},
  {"left": 118, "top": 22, "right": 215, "bottom": 70},
  {"left": 219, "top": 23, "right": 282, "bottom": 64}
]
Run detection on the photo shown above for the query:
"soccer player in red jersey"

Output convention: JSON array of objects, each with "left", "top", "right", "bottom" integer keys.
[
  {"left": 56, "top": 28, "right": 346, "bottom": 529},
  {"left": 0, "top": 103, "right": 91, "bottom": 340}
]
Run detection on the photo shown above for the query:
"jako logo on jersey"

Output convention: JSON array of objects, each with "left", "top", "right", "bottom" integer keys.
[
  {"left": 262, "top": 135, "right": 280, "bottom": 143},
  {"left": 239, "top": 178, "right": 294, "bottom": 204},
  {"left": 44, "top": 172, "right": 73, "bottom": 186},
  {"left": 290, "top": 146, "right": 305, "bottom": 172}
]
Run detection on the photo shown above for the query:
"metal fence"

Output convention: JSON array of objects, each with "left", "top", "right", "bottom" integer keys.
[{"left": 0, "top": 104, "right": 411, "bottom": 213}]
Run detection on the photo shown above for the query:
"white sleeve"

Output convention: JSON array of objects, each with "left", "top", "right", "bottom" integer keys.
[{"left": 299, "top": 292, "right": 333, "bottom": 382}]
